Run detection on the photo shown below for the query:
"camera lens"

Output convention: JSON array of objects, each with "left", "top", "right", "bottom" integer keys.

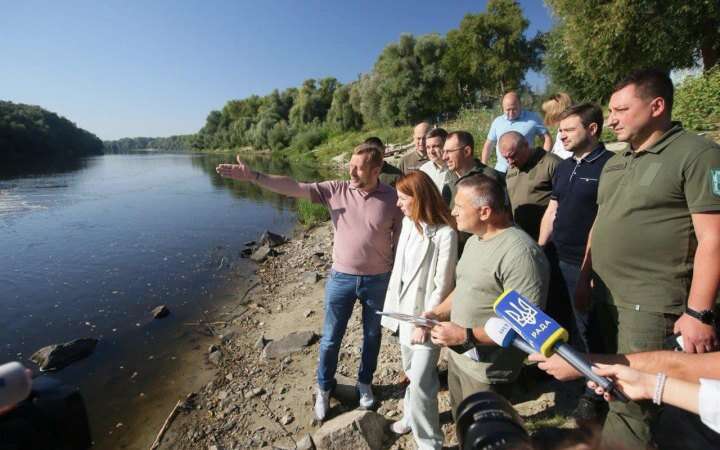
[{"left": 456, "top": 391, "right": 531, "bottom": 450}]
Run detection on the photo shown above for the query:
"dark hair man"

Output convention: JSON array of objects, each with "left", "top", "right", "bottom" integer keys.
[
  {"left": 364, "top": 136, "right": 403, "bottom": 187},
  {"left": 419, "top": 128, "right": 457, "bottom": 198},
  {"left": 576, "top": 69, "right": 720, "bottom": 448},
  {"left": 536, "top": 103, "right": 615, "bottom": 421},
  {"left": 216, "top": 144, "right": 404, "bottom": 421},
  {"left": 481, "top": 92, "right": 553, "bottom": 173},
  {"left": 399, "top": 122, "right": 432, "bottom": 174},
  {"left": 424, "top": 175, "right": 549, "bottom": 418},
  {"left": 499, "top": 131, "right": 562, "bottom": 241},
  {"left": 442, "top": 131, "right": 505, "bottom": 206}
]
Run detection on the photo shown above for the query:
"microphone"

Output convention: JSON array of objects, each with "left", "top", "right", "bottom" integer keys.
[
  {"left": 493, "top": 290, "right": 629, "bottom": 403},
  {"left": 0, "top": 361, "right": 32, "bottom": 408},
  {"left": 484, "top": 317, "right": 536, "bottom": 354}
]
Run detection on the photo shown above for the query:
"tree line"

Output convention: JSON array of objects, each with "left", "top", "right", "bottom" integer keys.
[
  {"left": 103, "top": 134, "right": 194, "bottom": 153},
  {"left": 190, "top": 0, "right": 718, "bottom": 154},
  {"left": 0, "top": 101, "right": 103, "bottom": 166}
]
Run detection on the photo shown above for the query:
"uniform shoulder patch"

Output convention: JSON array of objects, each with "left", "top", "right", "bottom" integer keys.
[{"left": 712, "top": 169, "right": 720, "bottom": 196}]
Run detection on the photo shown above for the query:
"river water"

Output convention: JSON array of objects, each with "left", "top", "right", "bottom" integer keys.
[{"left": 0, "top": 152, "right": 327, "bottom": 449}]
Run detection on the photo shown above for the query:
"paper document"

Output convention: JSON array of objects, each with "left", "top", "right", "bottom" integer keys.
[{"left": 376, "top": 311, "right": 440, "bottom": 328}]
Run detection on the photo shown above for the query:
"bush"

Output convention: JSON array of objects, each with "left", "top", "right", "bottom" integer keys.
[
  {"left": 296, "top": 199, "right": 330, "bottom": 228},
  {"left": 674, "top": 67, "right": 720, "bottom": 132},
  {"left": 290, "top": 127, "right": 329, "bottom": 152}
]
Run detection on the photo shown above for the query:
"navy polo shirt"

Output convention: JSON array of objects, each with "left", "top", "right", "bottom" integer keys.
[{"left": 551, "top": 144, "right": 614, "bottom": 265}]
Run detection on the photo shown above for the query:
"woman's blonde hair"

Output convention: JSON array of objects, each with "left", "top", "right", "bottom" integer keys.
[{"left": 542, "top": 92, "right": 573, "bottom": 126}]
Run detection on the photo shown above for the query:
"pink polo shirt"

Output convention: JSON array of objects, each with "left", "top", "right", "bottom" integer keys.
[{"left": 301, "top": 180, "right": 403, "bottom": 275}]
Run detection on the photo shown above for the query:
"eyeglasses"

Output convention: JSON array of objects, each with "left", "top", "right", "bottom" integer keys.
[{"left": 443, "top": 146, "right": 466, "bottom": 153}]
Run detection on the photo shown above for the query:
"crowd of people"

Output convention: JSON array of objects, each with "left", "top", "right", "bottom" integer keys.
[{"left": 216, "top": 68, "right": 720, "bottom": 450}]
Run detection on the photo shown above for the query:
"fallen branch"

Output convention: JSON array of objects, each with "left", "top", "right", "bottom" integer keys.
[{"left": 150, "top": 397, "right": 186, "bottom": 450}]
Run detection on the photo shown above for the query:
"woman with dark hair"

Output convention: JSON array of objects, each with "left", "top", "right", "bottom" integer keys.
[{"left": 381, "top": 171, "right": 457, "bottom": 449}]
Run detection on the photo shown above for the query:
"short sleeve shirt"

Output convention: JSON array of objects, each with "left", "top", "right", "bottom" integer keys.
[
  {"left": 505, "top": 148, "right": 562, "bottom": 240},
  {"left": 592, "top": 124, "right": 720, "bottom": 314},
  {"left": 487, "top": 110, "right": 549, "bottom": 173},
  {"left": 551, "top": 145, "right": 614, "bottom": 265},
  {"left": 302, "top": 180, "right": 403, "bottom": 275},
  {"left": 449, "top": 227, "right": 549, "bottom": 384}
]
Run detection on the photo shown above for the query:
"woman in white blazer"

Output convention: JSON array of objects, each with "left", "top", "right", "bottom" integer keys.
[{"left": 381, "top": 171, "right": 457, "bottom": 449}]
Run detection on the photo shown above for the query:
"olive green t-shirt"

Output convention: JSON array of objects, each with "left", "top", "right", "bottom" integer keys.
[
  {"left": 592, "top": 124, "right": 720, "bottom": 314},
  {"left": 445, "top": 159, "right": 506, "bottom": 210},
  {"left": 398, "top": 151, "right": 428, "bottom": 174},
  {"left": 450, "top": 227, "right": 550, "bottom": 384},
  {"left": 506, "top": 148, "right": 562, "bottom": 240}
]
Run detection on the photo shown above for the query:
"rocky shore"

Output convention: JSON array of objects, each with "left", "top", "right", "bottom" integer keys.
[{"left": 154, "top": 222, "right": 581, "bottom": 450}]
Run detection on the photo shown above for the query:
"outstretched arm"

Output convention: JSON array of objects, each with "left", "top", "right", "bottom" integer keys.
[{"left": 216, "top": 155, "right": 311, "bottom": 200}]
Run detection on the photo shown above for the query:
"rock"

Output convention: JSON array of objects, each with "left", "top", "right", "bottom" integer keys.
[
  {"left": 208, "top": 344, "right": 219, "bottom": 353},
  {"left": 280, "top": 414, "right": 294, "bottom": 425},
  {"left": 240, "top": 248, "right": 253, "bottom": 258},
  {"left": 31, "top": 338, "right": 98, "bottom": 371},
  {"left": 312, "top": 410, "right": 386, "bottom": 450},
  {"left": 262, "top": 331, "right": 316, "bottom": 360},
  {"left": 151, "top": 304, "right": 170, "bottom": 319},
  {"left": 251, "top": 244, "right": 274, "bottom": 263},
  {"left": 296, "top": 434, "right": 315, "bottom": 450},
  {"left": 332, "top": 374, "right": 358, "bottom": 405},
  {"left": 259, "top": 230, "right": 287, "bottom": 248},
  {"left": 244, "top": 240, "right": 256, "bottom": 247},
  {"left": 208, "top": 350, "right": 222, "bottom": 366},
  {"left": 302, "top": 271, "right": 320, "bottom": 284},
  {"left": 245, "top": 387, "right": 265, "bottom": 399},
  {"left": 255, "top": 335, "right": 268, "bottom": 349},
  {"left": 304, "top": 309, "right": 314, "bottom": 318}
]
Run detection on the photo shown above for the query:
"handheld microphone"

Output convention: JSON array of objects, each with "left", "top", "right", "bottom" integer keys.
[
  {"left": 0, "top": 361, "right": 32, "bottom": 408},
  {"left": 494, "top": 290, "right": 629, "bottom": 403},
  {"left": 484, "top": 317, "right": 536, "bottom": 355}
]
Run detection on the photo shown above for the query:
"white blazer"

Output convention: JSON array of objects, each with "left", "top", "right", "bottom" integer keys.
[{"left": 381, "top": 217, "right": 457, "bottom": 347}]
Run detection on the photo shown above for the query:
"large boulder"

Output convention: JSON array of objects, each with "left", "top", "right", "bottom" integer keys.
[
  {"left": 312, "top": 410, "right": 386, "bottom": 450},
  {"left": 250, "top": 244, "right": 277, "bottom": 262},
  {"left": 262, "top": 331, "right": 316, "bottom": 359},
  {"left": 31, "top": 338, "right": 98, "bottom": 371}
]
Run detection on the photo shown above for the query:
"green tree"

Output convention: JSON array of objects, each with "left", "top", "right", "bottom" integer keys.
[
  {"left": 443, "top": 0, "right": 542, "bottom": 106},
  {"left": 544, "top": 0, "right": 720, "bottom": 101},
  {"left": 327, "top": 83, "right": 363, "bottom": 131}
]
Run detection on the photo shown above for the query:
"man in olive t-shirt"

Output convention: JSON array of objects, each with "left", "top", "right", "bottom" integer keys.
[
  {"left": 426, "top": 175, "right": 549, "bottom": 417},
  {"left": 398, "top": 122, "right": 431, "bottom": 174},
  {"left": 499, "top": 131, "right": 561, "bottom": 240},
  {"left": 579, "top": 69, "right": 720, "bottom": 448}
]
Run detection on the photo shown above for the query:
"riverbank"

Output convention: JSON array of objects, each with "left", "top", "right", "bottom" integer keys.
[{"left": 151, "top": 222, "right": 583, "bottom": 450}]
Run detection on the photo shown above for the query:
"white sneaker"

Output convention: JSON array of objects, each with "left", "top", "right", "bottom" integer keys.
[
  {"left": 356, "top": 382, "right": 375, "bottom": 409},
  {"left": 390, "top": 419, "right": 411, "bottom": 435},
  {"left": 314, "top": 387, "right": 330, "bottom": 421}
]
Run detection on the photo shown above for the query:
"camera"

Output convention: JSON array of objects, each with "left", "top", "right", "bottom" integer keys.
[
  {"left": 0, "top": 362, "right": 92, "bottom": 450},
  {"left": 455, "top": 391, "right": 532, "bottom": 450}
]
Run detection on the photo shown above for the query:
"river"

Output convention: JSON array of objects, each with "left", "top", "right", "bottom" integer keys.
[{"left": 0, "top": 152, "right": 328, "bottom": 449}]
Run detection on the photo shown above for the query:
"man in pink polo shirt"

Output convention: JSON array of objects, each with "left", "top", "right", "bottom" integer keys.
[{"left": 216, "top": 144, "right": 403, "bottom": 420}]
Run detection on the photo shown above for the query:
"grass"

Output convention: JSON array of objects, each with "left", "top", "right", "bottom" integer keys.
[{"left": 296, "top": 198, "right": 330, "bottom": 228}]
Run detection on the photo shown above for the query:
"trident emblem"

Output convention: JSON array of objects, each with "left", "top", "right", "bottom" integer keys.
[{"left": 505, "top": 297, "right": 537, "bottom": 326}]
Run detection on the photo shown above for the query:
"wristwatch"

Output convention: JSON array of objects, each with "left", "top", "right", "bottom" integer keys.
[{"left": 685, "top": 307, "right": 716, "bottom": 325}]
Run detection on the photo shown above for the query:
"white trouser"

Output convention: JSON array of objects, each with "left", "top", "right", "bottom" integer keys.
[{"left": 400, "top": 344, "right": 443, "bottom": 450}]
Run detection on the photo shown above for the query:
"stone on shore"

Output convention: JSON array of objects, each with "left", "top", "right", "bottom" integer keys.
[
  {"left": 259, "top": 230, "right": 287, "bottom": 248},
  {"left": 262, "top": 331, "right": 316, "bottom": 360},
  {"left": 151, "top": 304, "right": 170, "bottom": 319},
  {"left": 31, "top": 338, "right": 98, "bottom": 371},
  {"left": 312, "top": 410, "right": 386, "bottom": 450},
  {"left": 302, "top": 271, "right": 321, "bottom": 284},
  {"left": 208, "top": 350, "right": 222, "bottom": 366}
]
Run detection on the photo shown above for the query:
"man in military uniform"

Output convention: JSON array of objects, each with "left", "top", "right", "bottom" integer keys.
[
  {"left": 578, "top": 69, "right": 720, "bottom": 448},
  {"left": 398, "top": 122, "right": 431, "bottom": 174},
  {"left": 499, "top": 131, "right": 562, "bottom": 241}
]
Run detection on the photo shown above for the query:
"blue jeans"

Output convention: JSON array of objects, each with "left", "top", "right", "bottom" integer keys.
[
  {"left": 317, "top": 269, "right": 391, "bottom": 391},
  {"left": 558, "top": 259, "right": 589, "bottom": 351}
]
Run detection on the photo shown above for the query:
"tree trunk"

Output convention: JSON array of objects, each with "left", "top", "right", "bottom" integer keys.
[{"left": 701, "top": 18, "right": 719, "bottom": 70}]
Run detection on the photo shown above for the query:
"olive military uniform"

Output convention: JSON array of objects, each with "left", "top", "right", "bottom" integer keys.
[
  {"left": 505, "top": 147, "right": 562, "bottom": 240},
  {"left": 592, "top": 123, "right": 720, "bottom": 447},
  {"left": 398, "top": 151, "right": 428, "bottom": 174}
]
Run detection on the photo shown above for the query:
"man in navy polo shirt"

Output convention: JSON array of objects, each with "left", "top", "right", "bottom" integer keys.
[{"left": 538, "top": 103, "right": 614, "bottom": 419}]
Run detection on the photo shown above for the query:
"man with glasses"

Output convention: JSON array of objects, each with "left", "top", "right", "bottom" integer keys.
[{"left": 442, "top": 130, "right": 504, "bottom": 207}]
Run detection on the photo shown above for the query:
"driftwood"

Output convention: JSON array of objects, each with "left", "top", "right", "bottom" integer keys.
[{"left": 150, "top": 394, "right": 192, "bottom": 449}]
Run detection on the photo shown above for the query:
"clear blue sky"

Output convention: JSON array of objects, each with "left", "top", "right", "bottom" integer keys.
[{"left": 1, "top": 0, "right": 554, "bottom": 140}]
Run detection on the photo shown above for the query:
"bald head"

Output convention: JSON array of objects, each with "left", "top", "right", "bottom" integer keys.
[
  {"left": 498, "top": 131, "right": 531, "bottom": 169},
  {"left": 413, "top": 122, "right": 432, "bottom": 156},
  {"left": 502, "top": 92, "right": 521, "bottom": 121}
]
